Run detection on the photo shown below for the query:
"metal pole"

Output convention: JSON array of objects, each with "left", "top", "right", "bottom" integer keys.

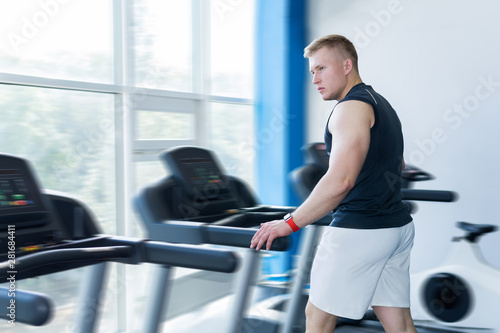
[
  {"left": 75, "top": 263, "right": 109, "bottom": 333},
  {"left": 227, "top": 249, "right": 261, "bottom": 333},
  {"left": 143, "top": 265, "right": 173, "bottom": 333},
  {"left": 281, "top": 226, "right": 322, "bottom": 333}
]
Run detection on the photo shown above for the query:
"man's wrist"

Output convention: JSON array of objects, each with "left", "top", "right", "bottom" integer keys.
[{"left": 283, "top": 213, "right": 300, "bottom": 232}]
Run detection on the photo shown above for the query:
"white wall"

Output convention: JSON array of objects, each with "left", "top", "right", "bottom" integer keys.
[{"left": 306, "top": 0, "right": 500, "bottom": 272}]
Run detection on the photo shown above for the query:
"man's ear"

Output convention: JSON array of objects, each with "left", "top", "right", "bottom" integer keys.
[{"left": 344, "top": 59, "right": 353, "bottom": 75}]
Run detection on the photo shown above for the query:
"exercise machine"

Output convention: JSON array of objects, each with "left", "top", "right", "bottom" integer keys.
[
  {"left": 0, "top": 153, "right": 239, "bottom": 332},
  {"left": 410, "top": 222, "right": 499, "bottom": 331},
  {"left": 134, "top": 146, "right": 331, "bottom": 333}
]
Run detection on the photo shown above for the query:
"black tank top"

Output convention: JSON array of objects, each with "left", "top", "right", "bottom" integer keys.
[{"left": 325, "top": 83, "right": 412, "bottom": 229}]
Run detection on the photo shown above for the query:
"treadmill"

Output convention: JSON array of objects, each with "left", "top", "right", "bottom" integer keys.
[
  {"left": 134, "top": 146, "right": 332, "bottom": 333},
  {"left": 0, "top": 153, "right": 239, "bottom": 332}
]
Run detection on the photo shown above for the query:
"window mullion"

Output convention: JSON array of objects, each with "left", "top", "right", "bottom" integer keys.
[
  {"left": 113, "top": 1, "right": 134, "bottom": 333},
  {"left": 192, "top": 0, "right": 211, "bottom": 146}
]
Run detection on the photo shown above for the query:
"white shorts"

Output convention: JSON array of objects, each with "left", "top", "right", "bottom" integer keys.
[{"left": 309, "top": 222, "right": 415, "bottom": 320}]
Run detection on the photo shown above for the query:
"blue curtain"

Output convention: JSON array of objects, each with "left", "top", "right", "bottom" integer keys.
[{"left": 255, "top": 0, "right": 307, "bottom": 206}]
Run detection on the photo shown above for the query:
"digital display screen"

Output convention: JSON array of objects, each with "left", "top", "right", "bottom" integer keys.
[
  {"left": 179, "top": 157, "right": 223, "bottom": 190},
  {"left": 0, "top": 169, "right": 36, "bottom": 210},
  {"left": 0, "top": 155, "right": 67, "bottom": 246}
]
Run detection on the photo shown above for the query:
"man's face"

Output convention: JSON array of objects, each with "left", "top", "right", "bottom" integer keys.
[{"left": 308, "top": 46, "right": 348, "bottom": 101}]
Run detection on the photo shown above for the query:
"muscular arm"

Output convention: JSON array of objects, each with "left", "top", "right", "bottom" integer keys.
[
  {"left": 291, "top": 100, "right": 373, "bottom": 226},
  {"left": 250, "top": 100, "right": 374, "bottom": 250}
]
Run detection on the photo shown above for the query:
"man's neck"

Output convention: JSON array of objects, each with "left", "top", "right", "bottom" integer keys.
[{"left": 339, "top": 75, "right": 363, "bottom": 100}]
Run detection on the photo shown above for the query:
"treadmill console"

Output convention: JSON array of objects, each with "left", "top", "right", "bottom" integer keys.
[
  {"left": 161, "top": 146, "right": 232, "bottom": 198},
  {"left": 0, "top": 154, "right": 67, "bottom": 259}
]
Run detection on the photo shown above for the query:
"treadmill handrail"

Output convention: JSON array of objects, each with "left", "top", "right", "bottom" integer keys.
[
  {"left": 142, "top": 241, "right": 238, "bottom": 272},
  {"left": 0, "top": 287, "right": 53, "bottom": 326},
  {"left": 401, "top": 189, "right": 457, "bottom": 202},
  {"left": 0, "top": 246, "right": 133, "bottom": 280},
  {"left": 0, "top": 240, "right": 238, "bottom": 280},
  {"left": 200, "top": 224, "right": 290, "bottom": 251}
]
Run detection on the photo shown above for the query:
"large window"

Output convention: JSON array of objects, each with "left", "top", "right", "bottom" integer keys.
[
  {"left": 0, "top": 85, "right": 117, "bottom": 232},
  {"left": 0, "top": 1, "right": 255, "bottom": 332},
  {"left": 132, "top": 0, "right": 193, "bottom": 92},
  {"left": 132, "top": 0, "right": 256, "bottom": 187},
  {"left": 209, "top": 102, "right": 255, "bottom": 181},
  {"left": 0, "top": 0, "right": 113, "bottom": 83},
  {"left": 210, "top": 0, "right": 255, "bottom": 99}
]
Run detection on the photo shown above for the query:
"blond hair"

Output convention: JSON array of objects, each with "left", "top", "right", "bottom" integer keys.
[{"left": 304, "top": 34, "right": 359, "bottom": 72}]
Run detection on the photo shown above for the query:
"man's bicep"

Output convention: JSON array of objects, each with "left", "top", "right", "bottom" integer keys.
[{"left": 327, "top": 101, "right": 373, "bottom": 182}]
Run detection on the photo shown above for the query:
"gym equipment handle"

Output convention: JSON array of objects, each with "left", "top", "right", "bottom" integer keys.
[
  {"left": 201, "top": 225, "right": 290, "bottom": 251},
  {"left": 0, "top": 243, "right": 238, "bottom": 280},
  {"left": 401, "top": 189, "right": 457, "bottom": 202},
  {"left": 0, "top": 287, "right": 53, "bottom": 326},
  {"left": 0, "top": 246, "right": 133, "bottom": 280},
  {"left": 142, "top": 241, "right": 238, "bottom": 273}
]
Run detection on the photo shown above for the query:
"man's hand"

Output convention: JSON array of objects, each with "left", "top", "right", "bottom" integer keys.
[{"left": 250, "top": 220, "right": 293, "bottom": 251}]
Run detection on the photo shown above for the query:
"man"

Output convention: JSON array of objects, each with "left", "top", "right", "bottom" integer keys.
[{"left": 250, "top": 34, "right": 417, "bottom": 333}]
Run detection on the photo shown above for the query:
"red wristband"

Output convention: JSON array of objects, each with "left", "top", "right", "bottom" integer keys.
[{"left": 284, "top": 213, "right": 300, "bottom": 232}]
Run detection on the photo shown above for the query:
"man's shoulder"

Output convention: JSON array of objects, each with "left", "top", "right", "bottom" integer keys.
[
  {"left": 345, "top": 83, "right": 379, "bottom": 104},
  {"left": 330, "top": 100, "right": 375, "bottom": 130}
]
